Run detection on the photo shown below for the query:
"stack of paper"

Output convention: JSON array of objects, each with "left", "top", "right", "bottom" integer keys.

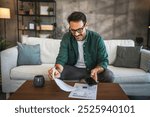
[
  {"left": 53, "top": 77, "right": 97, "bottom": 100},
  {"left": 69, "top": 83, "right": 97, "bottom": 100}
]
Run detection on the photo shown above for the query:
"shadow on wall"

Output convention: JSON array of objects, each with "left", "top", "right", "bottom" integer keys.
[
  {"left": 95, "top": 0, "right": 130, "bottom": 38},
  {"left": 0, "top": 0, "right": 149, "bottom": 46},
  {"left": 57, "top": 0, "right": 148, "bottom": 43}
]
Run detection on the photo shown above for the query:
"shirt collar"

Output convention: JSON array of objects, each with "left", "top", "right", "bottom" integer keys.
[{"left": 84, "top": 29, "right": 89, "bottom": 43}]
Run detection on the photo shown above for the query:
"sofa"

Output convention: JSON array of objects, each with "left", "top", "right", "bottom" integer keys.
[{"left": 1, "top": 37, "right": 150, "bottom": 96}]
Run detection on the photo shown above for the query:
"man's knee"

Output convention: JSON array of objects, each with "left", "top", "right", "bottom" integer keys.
[
  {"left": 104, "top": 70, "right": 114, "bottom": 82},
  {"left": 60, "top": 65, "right": 87, "bottom": 80},
  {"left": 98, "top": 69, "right": 114, "bottom": 83}
]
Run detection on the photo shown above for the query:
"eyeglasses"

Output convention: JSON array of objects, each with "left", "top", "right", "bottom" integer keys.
[{"left": 69, "top": 25, "right": 85, "bottom": 34}]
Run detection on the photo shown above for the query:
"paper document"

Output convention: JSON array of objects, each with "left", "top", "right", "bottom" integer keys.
[
  {"left": 52, "top": 67, "right": 75, "bottom": 92},
  {"left": 54, "top": 78, "right": 75, "bottom": 92},
  {"left": 69, "top": 83, "right": 97, "bottom": 100}
]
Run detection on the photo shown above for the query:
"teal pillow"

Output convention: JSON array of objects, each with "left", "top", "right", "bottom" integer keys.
[
  {"left": 113, "top": 46, "right": 141, "bottom": 68},
  {"left": 17, "top": 42, "right": 41, "bottom": 66}
]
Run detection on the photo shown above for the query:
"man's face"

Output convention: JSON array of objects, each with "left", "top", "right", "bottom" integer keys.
[{"left": 69, "top": 21, "right": 86, "bottom": 41}]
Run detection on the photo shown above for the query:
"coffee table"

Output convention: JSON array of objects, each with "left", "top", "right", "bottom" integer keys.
[{"left": 8, "top": 80, "right": 129, "bottom": 100}]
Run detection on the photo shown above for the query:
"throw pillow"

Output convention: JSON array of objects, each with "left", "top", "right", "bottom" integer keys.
[
  {"left": 17, "top": 42, "right": 41, "bottom": 66},
  {"left": 113, "top": 46, "right": 141, "bottom": 68},
  {"left": 140, "top": 49, "right": 150, "bottom": 72}
]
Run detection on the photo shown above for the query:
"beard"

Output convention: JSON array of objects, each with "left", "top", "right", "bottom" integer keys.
[{"left": 74, "top": 34, "right": 85, "bottom": 41}]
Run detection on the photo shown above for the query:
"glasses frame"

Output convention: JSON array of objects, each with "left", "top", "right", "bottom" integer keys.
[{"left": 69, "top": 24, "right": 85, "bottom": 34}]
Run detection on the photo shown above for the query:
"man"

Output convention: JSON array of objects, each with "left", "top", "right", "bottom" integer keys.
[{"left": 48, "top": 11, "right": 114, "bottom": 83}]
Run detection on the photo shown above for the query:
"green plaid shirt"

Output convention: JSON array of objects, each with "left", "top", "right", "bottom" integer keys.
[{"left": 56, "top": 30, "right": 108, "bottom": 71}]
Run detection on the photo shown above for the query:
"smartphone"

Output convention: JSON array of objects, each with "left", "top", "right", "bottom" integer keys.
[{"left": 85, "top": 77, "right": 98, "bottom": 86}]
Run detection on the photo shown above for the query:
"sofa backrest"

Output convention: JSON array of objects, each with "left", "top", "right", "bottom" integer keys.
[
  {"left": 22, "top": 37, "right": 61, "bottom": 64},
  {"left": 22, "top": 37, "right": 135, "bottom": 65},
  {"left": 104, "top": 39, "right": 135, "bottom": 64}
]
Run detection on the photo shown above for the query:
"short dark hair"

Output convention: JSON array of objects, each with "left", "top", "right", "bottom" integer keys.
[{"left": 67, "top": 11, "right": 87, "bottom": 24}]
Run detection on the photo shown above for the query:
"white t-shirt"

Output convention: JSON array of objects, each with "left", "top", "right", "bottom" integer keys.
[{"left": 75, "top": 40, "right": 86, "bottom": 68}]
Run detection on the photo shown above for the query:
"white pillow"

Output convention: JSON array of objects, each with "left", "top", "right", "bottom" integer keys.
[{"left": 22, "top": 37, "right": 61, "bottom": 64}]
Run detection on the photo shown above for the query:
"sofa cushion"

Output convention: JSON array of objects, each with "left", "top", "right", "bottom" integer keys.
[
  {"left": 120, "top": 83, "right": 150, "bottom": 96},
  {"left": 104, "top": 40, "right": 134, "bottom": 64},
  {"left": 10, "top": 64, "right": 54, "bottom": 80},
  {"left": 108, "top": 65, "right": 150, "bottom": 83},
  {"left": 22, "top": 37, "right": 61, "bottom": 64},
  {"left": 17, "top": 42, "right": 41, "bottom": 66},
  {"left": 113, "top": 46, "right": 141, "bottom": 68},
  {"left": 140, "top": 49, "right": 150, "bottom": 72}
]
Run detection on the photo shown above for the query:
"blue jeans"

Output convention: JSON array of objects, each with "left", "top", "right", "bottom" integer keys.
[{"left": 60, "top": 65, "right": 114, "bottom": 83}]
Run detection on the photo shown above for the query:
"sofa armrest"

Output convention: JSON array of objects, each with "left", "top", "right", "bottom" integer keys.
[
  {"left": 140, "top": 49, "right": 150, "bottom": 72},
  {"left": 1, "top": 46, "right": 18, "bottom": 92}
]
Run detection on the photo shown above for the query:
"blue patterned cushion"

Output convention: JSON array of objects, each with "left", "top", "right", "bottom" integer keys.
[{"left": 17, "top": 42, "right": 41, "bottom": 66}]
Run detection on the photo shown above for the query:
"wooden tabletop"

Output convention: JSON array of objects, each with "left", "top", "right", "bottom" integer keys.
[{"left": 9, "top": 80, "right": 129, "bottom": 100}]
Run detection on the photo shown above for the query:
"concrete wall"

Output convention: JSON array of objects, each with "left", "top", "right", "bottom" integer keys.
[
  {"left": 56, "top": 0, "right": 150, "bottom": 46},
  {"left": 0, "top": 0, "right": 150, "bottom": 47}
]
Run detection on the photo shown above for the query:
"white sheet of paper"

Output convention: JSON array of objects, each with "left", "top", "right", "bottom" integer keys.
[
  {"left": 69, "top": 83, "right": 97, "bottom": 100},
  {"left": 52, "top": 67, "right": 75, "bottom": 92},
  {"left": 54, "top": 78, "right": 75, "bottom": 92}
]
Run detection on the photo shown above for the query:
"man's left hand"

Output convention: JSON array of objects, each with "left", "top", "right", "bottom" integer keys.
[
  {"left": 90, "top": 68, "right": 99, "bottom": 82},
  {"left": 90, "top": 66, "right": 104, "bottom": 82}
]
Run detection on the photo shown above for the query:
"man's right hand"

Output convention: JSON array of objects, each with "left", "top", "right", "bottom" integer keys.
[{"left": 48, "top": 67, "right": 61, "bottom": 80}]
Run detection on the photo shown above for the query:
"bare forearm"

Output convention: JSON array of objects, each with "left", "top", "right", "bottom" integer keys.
[{"left": 95, "top": 66, "right": 104, "bottom": 73}]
